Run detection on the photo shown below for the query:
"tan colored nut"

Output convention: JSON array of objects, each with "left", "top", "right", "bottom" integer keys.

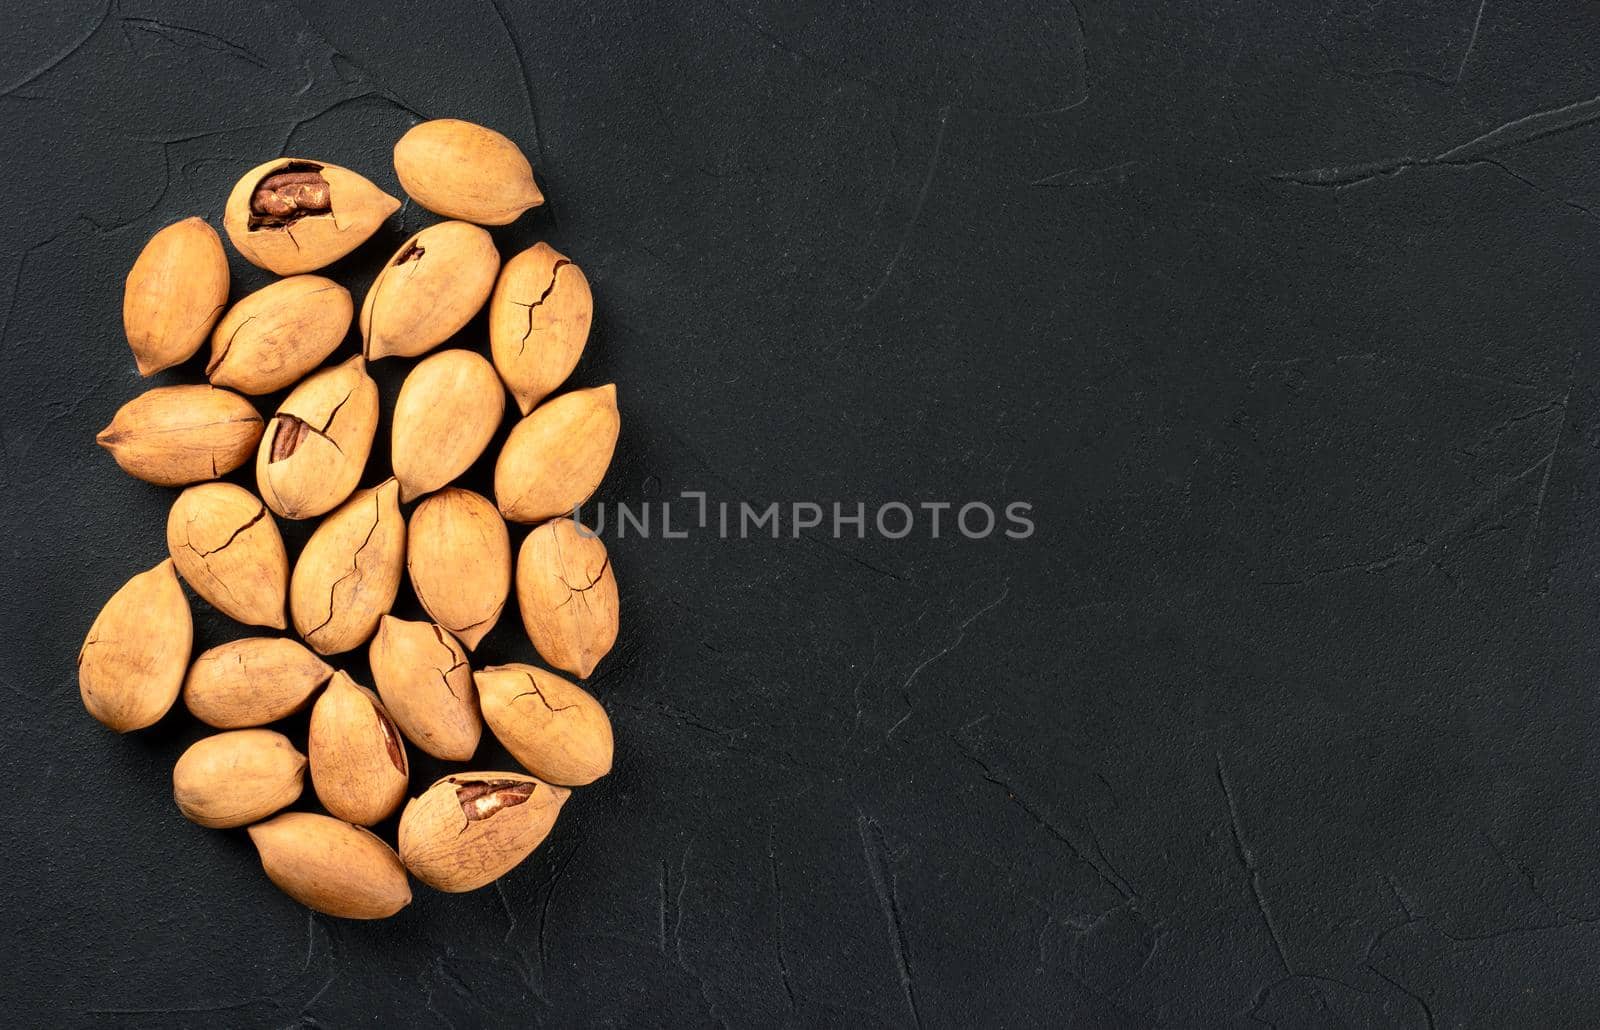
[
  {"left": 397, "top": 772, "right": 568, "bottom": 893},
  {"left": 489, "top": 243, "right": 592, "bottom": 414},
  {"left": 393, "top": 119, "right": 543, "bottom": 226},
  {"left": 173, "top": 729, "right": 306, "bottom": 829},
  {"left": 369, "top": 616, "right": 481, "bottom": 761},
  {"left": 97, "top": 385, "right": 263, "bottom": 487},
  {"left": 290, "top": 479, "right": 406, "bottom": 655},
  {"left": 392, "top": 349, "right": 505, "bottom": 502},
  {"left": 183, "top": 637, "right": 333, "bottom": 728},
  {"left": 224, "top": 159, "right": 400, "bottom": 275},
  {"left": 494, "top": 384, "right": 619, "bottom": 524},
  {"left": 247, "top": 812, "right": 412, "bottom": 919},
  {"left": 167, "top": 483, "right": 288, "bottom": 629},
  {"left": 79, "top": 559, "right": 192, "bottom": 732},
  {"left": 406, "top": 488, "right": 510, "bottom": 650},
  {"left": 360, "top": 221, "right": 500, "bottom": 361},
  {"left": 256, "top": 356, "right": 378, "bottom": 520},
  {"left": 208, "top": 276, "right": 353, "bottom": 394},
  {"left": 474, "top": 664, "right": 613, "bottom": 786},
  {"left": 308, "top": 671, "right": 409, "bottom": 826},
  {"left": 517, "top": 519, "right": 617, "bottom": 679},
  {"left": 123, "top": 217, "right": 230, "bottom": 376}
]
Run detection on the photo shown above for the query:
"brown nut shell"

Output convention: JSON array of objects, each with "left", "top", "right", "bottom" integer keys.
[
  {"left": 173, "top": 729, "right": 306, "bottom": 829},
  {"left": 208, "top": 276, "right": 353, "bottom": 394},
  {"left": 247, "top": 812, "right": 412, "bottom": 919},
  {"left": 308, "top": 671, "right": 409, "bottom": 825},
  {"left": 393, "top": 119, "right": 544, "bottom": 226},
  {"left": 397, "top": 772, "right": 568, "bottom": 893},
  {"left": 183, "top": 636, "right": 333, "bottom": 728},
  {"left": 369, "top": 616, "right": 481, "bottom": 761},
  {"left": 406, "top": 488, "right": 510, "bottom": 650},
  {"left": 290, "top": 479, "right": 406, "bottom": 655},
  {"left": 474, "top": 664, "right": 613, "bottom": 786},
  {"left": 97, "top": 385, "right": 263, "bottom": 487},
  {"left": 360, "top": 221, "right": 499, "bottom": 361},
  {"left": 489, "top": 243, "right": 592, "bottom": 414},
  {"left": 392, "top": 349, "right": 505, "bottom": 502},
  {"left": 224, "top": 159, "right": 400, "bottom": 275},
  {"left": 494, "top": 384, "right": 619, "bottom": 524},
  {"left": 517, "top": 519, "right": 617, "bottom": 679},
  {"left": 256, "top": 356, "right": 378, "bottom": 520},
  {"left": 167, "top": 483, "right": 288, "bottom": 629},
  {"left": 79, "top": 559, "right": 192, "bottom": 732},
  {"left": 123, "top": 217, "right": 230, "bottom": 376}
]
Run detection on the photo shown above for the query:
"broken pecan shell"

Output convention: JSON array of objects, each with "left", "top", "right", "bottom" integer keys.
[
  {"left": 397, "top": 772, "right": 568, "bottom": 893},
  {"left": 223, "top": 158, "right": 399, "bottom": 275},
  {"left": 255, "top": 355, "right": 378, "bottom": 520}
]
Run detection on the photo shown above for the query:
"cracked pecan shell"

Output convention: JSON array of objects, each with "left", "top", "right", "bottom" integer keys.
[
  {"left": 360, "top": 220, "right": 499, "bottom": 362},
  {"left": 183, "top": 637, "right": 333, "bottom": 729},
  {"left": 98, "top": 384, "right": 263, "bottom": 487},
  {"left": 289, "top": 478, "right": 405, "bottom": 655},
  {"left": 256, "top": 355, "right": 378, "bottom": 520},
  {"left": 516, "top": 518, "right": 617, "bottom": 679},
  {"left": 166, "top": 482, "right": 288, "bottom": 629},
  {"left": 473, "top": 663, "right": 613, "bottom": 786},
  {"left": 488, "top": 243, "right": 592, "bottom": 415},
  {"left": 369, "top": 616, "right": 481, "bottom": 761},
  {"left": 208, "top": 275, "right": 352, "bottom": 395}
]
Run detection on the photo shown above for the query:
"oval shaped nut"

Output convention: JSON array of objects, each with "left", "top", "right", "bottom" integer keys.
[
  {"left": 398, "top": 773, "right": 568, "bottom": 893},
  {"left": 248, "top": 812, "right": 412, "bottom": 919},
  {"left": 224, "top": 158, "right": 400, "bottom": 275},
  {"left": 290, "top": 479, "right": 406, "bottom": 655},
  {"left": 489, "top": 244, "right": 593, "bottom": 415},
  {"left": 393, "top": 119, "right": 543, "bottom": 226},
  {"left": 392, "top": 349, "right": 505, "bottom": 502},
  {"left": 495, "top": 384, "right": 619, "bottom": 524},
  {"left": 97, "top": 385, "right": 263, "bottom": 487},
  {"left": 183, "top": 637, "right": 333, "bottom": 728},
  {"left": 79, "top": 559, "right": 192, "bottom": 732},
  {"left": 407, "top": 488, "right": 510, "bottom": 650},
  {"left": 256, "top": 356, "right": 378, "bottom": 520},
  {"left": 360, "top": 221, "right": 500, "bottom": 362},
  {"left": 370, "top": 616, "right": 481, "bottom": 761},
  {"left": 123, "top": 217, "right": 230, "bottom": 377},
  {"left": 173, "top": 729, "right": 306, "bottom": 829},
  {"left": 474, "top": 664, "right": 613, "bottom": 786},
  {"left": 208, "top": 276, "right": 353, "bottom": 394},
  {"left": 517, "top": 519, "right": 617, "bottom": 679},
  {"left": 167, "top": 483, "right": 288, "bottom": 629},
  {"left": 308, "top": 671, "right": 410, "bottom": 826}
]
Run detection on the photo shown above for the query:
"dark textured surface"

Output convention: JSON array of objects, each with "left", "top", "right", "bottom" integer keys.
[{"left": 3, "top": 1, "right": 1599, "bottom": 1026}]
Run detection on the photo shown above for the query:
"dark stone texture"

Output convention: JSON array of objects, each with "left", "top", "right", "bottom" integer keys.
[{"left": 2, "top": 1, "right": 1598, "bottom": 1026}]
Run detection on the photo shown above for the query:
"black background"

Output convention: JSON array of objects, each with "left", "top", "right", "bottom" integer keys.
[{"left": 3, "top": 1, "right": 1599, "bottom": 1026}]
